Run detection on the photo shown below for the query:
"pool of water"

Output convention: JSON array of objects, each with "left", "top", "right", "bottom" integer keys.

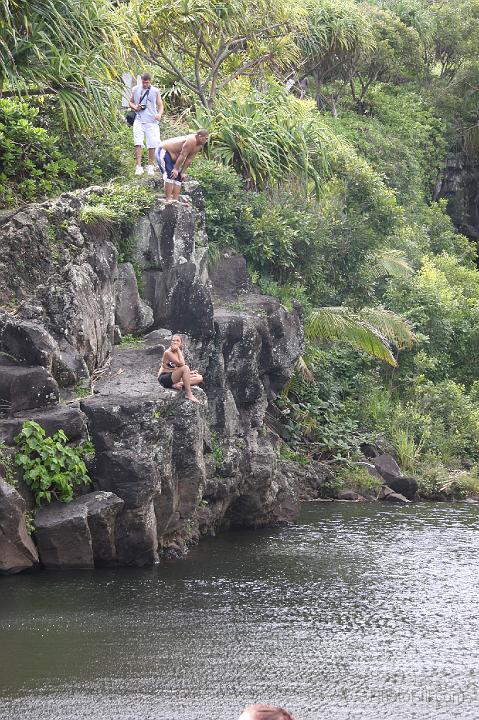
[{"left": 1, "top": 501, "right": 478, "bottom": 720}]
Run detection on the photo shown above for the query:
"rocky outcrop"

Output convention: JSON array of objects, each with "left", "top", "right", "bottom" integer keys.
[
  {"left": 0, "top": 478, "right": 38, "bottom": 574},
  {"left": 210, "top": 249, "right": 252, "bottom": 299},
  {"left": 0, "top": 357, "right": 59, "bottom": 413},
  {"left": 378, "top": 485, "right": 410, "bottom": 504},
  {"left": 115, "top": 262, "right": 153, "bottom": 335},
  {"left": 72, "top": 492, "right": 124, "bottom": 567},
  {"left": 35, "top": 500, "right": 94, "bottom": 569},
  {"left": 34, "top": 491, "right": 124, "bottom": 569},
  {"left": 0, "top": 189, "right": 118, "bottom": 390},
  {"left": 0, "top": 182, "right": 305, "bottom": 572},
  {"left": 435, "top": 152, "right": 479, "bottom": 241},
  {"left": 0, "top": 404, "right": 87, "bottom": 445},
  {"left": 372, "top": 454, "right": 418, "bottom": 500}
]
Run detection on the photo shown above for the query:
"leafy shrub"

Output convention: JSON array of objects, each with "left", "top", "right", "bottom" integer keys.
[
  {"left": 414, "top": 454, "right": 450, "bottom": 498},
  {"left": 0, "top": 98, "right": 77, "bottom": 206},
  {"left": 415, "top": 457, "right": 479, "bottom": 499},
  {"left": 414, "top": 380, "right": 479, "bottom": 461},
  {"left": 386, "top": 253, "right": 479, "bottom": 384},
  {"left": 194, "top": 82, "right": 330, "bottom": 190},
  {"left": 334, "top": 465, "right": 382, "bottom": 495},
  {"left": 15, "top": 421, "right": 94, "bottom": 505},
  {"left": 325, "top": 86, "right": 446, "bottom": 207},
  {"left": 279, "top": 444, "right": 310, "bottom": 466},
  {"left": 188, "top": 159, "right": 245, "bottom": 245},
  {"left": 85, "top": 183, "right": 155, "bottom": 263},
  {"left": 278, "top": 348, "right": 369, "bottom": 461}
]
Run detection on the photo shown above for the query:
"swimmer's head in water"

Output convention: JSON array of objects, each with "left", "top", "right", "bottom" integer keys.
[{"left": 238, "top": 705, "right": 295, "bottom": 720}]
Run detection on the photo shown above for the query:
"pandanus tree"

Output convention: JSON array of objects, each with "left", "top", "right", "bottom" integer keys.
[
  {"left": 293, "top": 0, "right": 422, "bottom": 114},
  {"left": 295, "top": 0, "right": 373, "bottom": 114},
  {"left": 0, "top": 0, "right": 125, "bottom": 128},
  {"left": 125, "top": 0, "right": 303, "bottom": 109}
]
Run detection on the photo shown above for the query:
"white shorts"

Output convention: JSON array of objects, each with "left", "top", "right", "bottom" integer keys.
[{"left": 133, "top": 121, "right": 160, "bottom": 149}]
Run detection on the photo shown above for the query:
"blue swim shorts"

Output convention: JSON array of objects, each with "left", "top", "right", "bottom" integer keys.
[{"left": 156, "top": 147, "right": 183, "bottom": 187}]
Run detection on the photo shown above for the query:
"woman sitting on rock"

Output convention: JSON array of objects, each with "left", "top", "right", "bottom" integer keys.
[
  {"left": 238, "top": 705, "right": 295, "bottom": 720},
  {"left": 158, "top": 334, "right": 203, "bottom": 403}
]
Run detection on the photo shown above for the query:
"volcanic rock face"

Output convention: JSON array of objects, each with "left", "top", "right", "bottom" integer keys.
[
  {"left": 0, "top": 478, "right": 38, "bottom": 574},
  {"left": 115, "top": 262, "right": 154, "bottom": 336},
  {"left": 435, "top": 152, "right": 479, "bottom": 241},
  {"left": 0, "top": 182, "right": 304, "bottom": 571}
]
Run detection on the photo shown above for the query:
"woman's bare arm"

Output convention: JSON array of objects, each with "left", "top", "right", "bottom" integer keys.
[{"left": 165, "top": 348, "right": 185, "bottom": 367}]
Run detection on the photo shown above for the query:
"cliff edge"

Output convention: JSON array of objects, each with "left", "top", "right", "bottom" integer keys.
[{"left": 0, "top": 182, "right": 304, "bottom": 572}]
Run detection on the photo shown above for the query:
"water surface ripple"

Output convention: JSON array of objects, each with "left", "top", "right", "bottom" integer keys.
[{"left": 1, "top": 502, "right": 478, "bottom": 720}]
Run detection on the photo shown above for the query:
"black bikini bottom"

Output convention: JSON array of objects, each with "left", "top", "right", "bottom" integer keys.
[{"left": 158, "top": 372, "right": 174, "bottom": 389}]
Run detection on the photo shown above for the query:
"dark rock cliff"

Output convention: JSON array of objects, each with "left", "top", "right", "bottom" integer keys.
[
  {"left": 0, "top": 182, "right": 304, "bottom": 572},
  {"left": 435, "top": 152, "right": 479, "bottom": 241}
]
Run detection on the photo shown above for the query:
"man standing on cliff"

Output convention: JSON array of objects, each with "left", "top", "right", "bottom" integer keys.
[
  {"left": 156, "top": 130, "right": 209, "bottom": 204},
  {"left": 129, "top": 72, "right": 164, "bottom": 176}
]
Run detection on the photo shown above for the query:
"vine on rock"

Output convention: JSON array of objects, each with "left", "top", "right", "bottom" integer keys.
[{"left": 14, "top": 421, "right": 94, "bottom": 505}]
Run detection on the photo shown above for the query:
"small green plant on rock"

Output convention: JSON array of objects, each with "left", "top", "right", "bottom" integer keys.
[
  {"left": 25, "top": 510, "right": 35, "bottom": 536},
  {"left": 334, "top": 465, "right": 382, "bottom": 496},
  {"left": 210, "top": 432, "right": 223, "bottom": 469},
  {"left": 279, "top": 444, "right": 310, "bottom": 466},
  {"left": 79, "top": 204, "right": 116, "bottom": 226},
  {"left": 73, "top": 383, "right": 91, "bottom": 398},
  {"left": 86, "top": 183, "right": 155, "bottom": 264},
  {"left": 120, "top": 334, "right": 144, "bottom": 348},
  {"left": 0, "top": 443, "right": 16, "bottom": 486},
  {"left": 14, "top": 421, "right": 94, "bottom": 505}
]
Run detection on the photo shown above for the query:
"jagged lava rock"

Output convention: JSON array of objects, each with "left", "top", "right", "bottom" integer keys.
[
  {"left": 0, "top": 478, "right": 39, "bottom": 574},
  {"left": 70, "top": 491, "right": 124, "bottom": 566},
  {"left": 0, "top": 404, "right": 87, "bottom": 445},
  {"left": 0, "top": 362, "right": 59, "bottom": 414},
  {"left": 0, "top": 182, "right": 305, "bottom": 571},
  {"left": 0, "top": 189, "right": 120, "bottom": 384},
  {"left": 115, "top": 262, "right": 153, "bottom": 335},
  {"left": 34, "top": 501, "right": 94, "bottom": 569},
  {"left": 378, "top": 485, "right": 410, "bottom": 504}
]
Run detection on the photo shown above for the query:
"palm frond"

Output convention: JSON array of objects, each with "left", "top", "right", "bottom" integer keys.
[
  {"left": 295, "top": 354, "right": 315, "bottom": 382},
  {"left": 360, "top": 307, "right": 416, "bottom": 349},
  {"left": 306, "top": 306, "right": 398, "bottom": 366},
  {"left": 374, "top": 248, "right": 414, "bottom": 279}
]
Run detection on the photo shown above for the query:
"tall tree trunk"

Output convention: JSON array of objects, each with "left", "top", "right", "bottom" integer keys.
[{"left": 315, "top": 70, "right": 322, "bottom": 110}]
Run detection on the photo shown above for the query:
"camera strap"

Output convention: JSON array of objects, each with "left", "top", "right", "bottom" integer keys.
[{"left": 138, "top": 87, "right": 150, "bottom": 108}]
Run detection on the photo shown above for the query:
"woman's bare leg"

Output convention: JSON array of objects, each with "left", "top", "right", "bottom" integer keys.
[
  {"left": 180, "top": 367, "right": 199, "bottom": 403},
  {"left": 171, "top": 366, "right": 200, "bottom": 402}
]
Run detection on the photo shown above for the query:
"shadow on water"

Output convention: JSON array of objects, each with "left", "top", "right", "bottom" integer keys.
[{"left": 1, "top": 502, "right": 479, "bottom": 720}]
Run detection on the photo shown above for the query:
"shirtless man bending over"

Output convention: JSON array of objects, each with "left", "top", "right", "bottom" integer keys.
[{"left": 156, "top": 130, "right": 209, "bottom": 204}]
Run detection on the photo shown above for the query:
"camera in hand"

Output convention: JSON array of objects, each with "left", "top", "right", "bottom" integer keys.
[{"left": 138, "top": 104, "right": 146, "bottom": 111}]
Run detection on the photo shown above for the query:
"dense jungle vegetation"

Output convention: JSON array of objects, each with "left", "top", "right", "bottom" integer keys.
[{"left": 2, "top": 0, "right": 479, "bottom": 496}]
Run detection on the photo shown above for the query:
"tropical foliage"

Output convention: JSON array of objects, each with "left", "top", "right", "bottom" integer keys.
[
  {"left": 126, "top": 0, "right": 302, "bottom": 108},
  {"left": 0, "top": 0, "right": 125, "bottom": 128},
  {"left": 14, "top": 421, "right": 93, "bottom": 505},
  {"left": 3, "top": 0, "right": 479, "bottom": 490}
]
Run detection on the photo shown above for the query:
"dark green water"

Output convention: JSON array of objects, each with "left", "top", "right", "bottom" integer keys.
[{"left": 1, "top": 502, "right": 479, "bottom": 720}]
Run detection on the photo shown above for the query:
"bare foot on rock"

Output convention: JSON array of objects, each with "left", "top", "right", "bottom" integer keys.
[
  {"left": 172, "top": 381, "right": 184, "bottom": 390},
  {"left": 186, "top": 394, "right": 200, "bottom": 404}
]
